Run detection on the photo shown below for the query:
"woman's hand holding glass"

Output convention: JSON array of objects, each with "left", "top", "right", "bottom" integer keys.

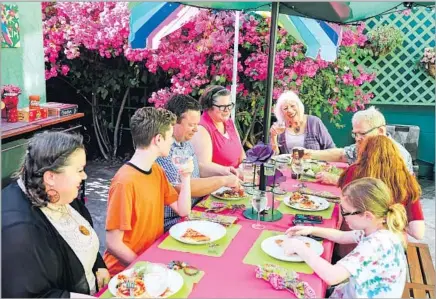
[{"left": 270, "top": 121, "right": 286, "bottom": 137}]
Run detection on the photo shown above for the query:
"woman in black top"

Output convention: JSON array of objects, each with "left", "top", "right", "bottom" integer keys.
[{"left": 2, "top": 131, "right": 109, "bottom": 298}]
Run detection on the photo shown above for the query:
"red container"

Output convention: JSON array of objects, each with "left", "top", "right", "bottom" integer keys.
[{"left": 18, "top": 107, "right": 48, "bottom": 122}]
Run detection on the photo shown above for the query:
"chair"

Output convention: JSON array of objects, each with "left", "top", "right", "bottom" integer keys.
[{"left": 386, "top": 124, "right": 420, "bottom": 176}]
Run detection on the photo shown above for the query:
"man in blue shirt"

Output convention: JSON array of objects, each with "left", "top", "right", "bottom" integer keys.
[{"left": 157, "top": 94, "right": 241, "bottom": 231}]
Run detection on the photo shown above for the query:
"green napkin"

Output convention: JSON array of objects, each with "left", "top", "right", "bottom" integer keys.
[
  {"left": 277, "top": 201, "right": 335, "bottom": 219},
  {"left": 99, "top": 262, "right": 205, "bottom": 298},
  {"left": 243, "top": 230, "right": 322, "bottom": 274},
  {"left": 158, "top": 224, "right": 242, "bottom": 257}
]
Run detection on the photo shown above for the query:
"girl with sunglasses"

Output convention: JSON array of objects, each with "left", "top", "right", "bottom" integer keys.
[{"left": 282, "top": 177, "right": 407, "bottom": 298}]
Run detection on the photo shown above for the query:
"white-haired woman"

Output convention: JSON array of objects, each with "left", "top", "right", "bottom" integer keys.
[{"left": 270, "top": 91, "right": 335, "bottom": 154}]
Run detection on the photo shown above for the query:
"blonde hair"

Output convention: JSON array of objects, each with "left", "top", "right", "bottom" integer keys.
[
  {"left": 342, "top": 177, "right": 408, "bottom": 246},
  {"left": 273, "top": 91, "right": 305, "bottom": 124},
  {"left": 351, "top": 106, "right": 386, "bottom": 128}
]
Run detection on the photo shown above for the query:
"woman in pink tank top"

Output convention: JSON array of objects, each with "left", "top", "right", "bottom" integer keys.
[{"left": 191, "top": 85, "right": 245, "bottom": 170}]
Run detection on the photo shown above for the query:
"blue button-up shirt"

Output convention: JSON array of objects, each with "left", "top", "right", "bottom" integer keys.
[{"left": 156, "top": 140, "right": 202, "bottom": 231}]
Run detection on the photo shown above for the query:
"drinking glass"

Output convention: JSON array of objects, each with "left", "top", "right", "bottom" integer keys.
[
  {"left": 172, "top": 147, "right": 191, "bottom": 185},
  {"left": 142, "top": 263, "right": 169, "bottom": 298},
  {"left": 273, "top": 121, "right": 286, "bottom": 135},
  {"left": 251, "top": 190, "right": 267, "bottom": 229},
  {"left": 240, "top": 160, "right": 255, "bottom": 194},
  {"left": 263, "top": 160, "right": 276, "bottom": 177}
]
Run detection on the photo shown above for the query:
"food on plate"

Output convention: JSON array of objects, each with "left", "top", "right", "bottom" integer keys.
[
  {"left": 275, "top": 239, "right": 284, "bottom": 246},
  {"left": 290, "top": 192, "right": 308, "bottom": 203},
  {"left": 305, "top": 169, "right": 315, "bottom": 177},
  {"left": 215, "top": 188, "right": 245, "bottom": 198},
  {"left": 181, "top": 228, "right": 211, "bottom": 242},
  {"left": 275, "top": 239, "right": 311, "bottom": 248},
  {"left": 298, "top": 197, "right": 319, "bottom": 209},
  {"left": 114, "top": 266, "right": 172, "bottom": 298}
]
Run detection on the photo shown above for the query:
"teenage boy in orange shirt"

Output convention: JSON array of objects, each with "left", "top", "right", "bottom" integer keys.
[{"left": 103, "top": 107, "right": 193, "bottom": 276}]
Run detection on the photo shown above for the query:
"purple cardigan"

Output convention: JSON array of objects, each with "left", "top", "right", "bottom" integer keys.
[{"left": 278, "top": 115, "right": 335, "bottom": 153}]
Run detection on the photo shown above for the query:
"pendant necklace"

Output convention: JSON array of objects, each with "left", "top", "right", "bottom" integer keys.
[{"left": 46, "top": 205, "right": 91, "bottom": 236}]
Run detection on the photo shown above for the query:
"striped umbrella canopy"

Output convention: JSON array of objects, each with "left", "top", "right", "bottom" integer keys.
[
  {"left": 129, "top": 2, "right": 342, "bottom": 62},
  {"left": 128, "top": 2, "right": 201, "bottom": 49},
  {"left": 254, "top": 12, "right": 342, "bottom": 62}
]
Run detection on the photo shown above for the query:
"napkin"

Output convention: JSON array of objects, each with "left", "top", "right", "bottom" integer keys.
[
  {"left": 266, "top": 169, "right": 286, "bottom": 186},
  {"left": 255, "top": 263, "right": 316, "bottom": 298},
  {"left": 246, "top": 142, "right": 274, "bottom": 165},
  {"left": 187, "top": 211, "right": 238, "bottom": 226}
]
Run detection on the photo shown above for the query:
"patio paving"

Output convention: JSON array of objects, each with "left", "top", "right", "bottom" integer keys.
[{"left": 83, "top": 160, "right": 435, "bottom": 266}]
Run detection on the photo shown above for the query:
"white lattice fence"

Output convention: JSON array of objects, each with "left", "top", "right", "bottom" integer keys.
[{"left": 356, "top": 7, "right": 435, "bottom": 106}]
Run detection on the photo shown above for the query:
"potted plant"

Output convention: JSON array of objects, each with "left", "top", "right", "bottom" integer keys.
[
  {"left": 419, "top": 47, "right": 435, "bottom": 78},
  {"left": 365, "top": 25, "right": 403, "bottom": 57}
]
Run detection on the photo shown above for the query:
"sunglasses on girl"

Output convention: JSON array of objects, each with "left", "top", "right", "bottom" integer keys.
[{"left": 340, "top": 205, "right": 363, "bottom": 217}]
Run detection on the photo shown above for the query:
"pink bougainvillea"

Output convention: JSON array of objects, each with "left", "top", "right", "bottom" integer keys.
[{"left": 42, "top": 2, "right": 376, "bottom": 130}]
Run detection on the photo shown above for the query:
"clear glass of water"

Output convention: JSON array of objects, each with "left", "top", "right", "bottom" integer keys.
[
  {"left": 263, "top": 160, "right": 276, "bottom": 177},
  {"left": 251, "top": 190, "right": 267, "bottom": 229},
  {"left": 240, "top": 160, "right": 255, "bottom": 193},
  {"left": 172, "top": 147, "right": 191, "bottom": 185}
]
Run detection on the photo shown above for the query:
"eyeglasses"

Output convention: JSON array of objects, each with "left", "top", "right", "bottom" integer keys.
[
  {"left": 351, "top": 124, "right": 385, "bottom": 139},
  {"left": 340, "top": 205, "right": 363, "bottom": 217},
  {"left": 213, "top": 103, "right": 235, "bottom": 112}
]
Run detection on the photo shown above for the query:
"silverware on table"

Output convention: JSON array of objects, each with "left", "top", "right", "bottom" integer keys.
[{"left": 126, "top": 280, "right": 136, "bottom": 297}]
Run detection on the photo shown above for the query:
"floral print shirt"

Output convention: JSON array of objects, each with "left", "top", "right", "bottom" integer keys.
[{"left": 330, "top": 230, "right": 406, "bottom": 298}]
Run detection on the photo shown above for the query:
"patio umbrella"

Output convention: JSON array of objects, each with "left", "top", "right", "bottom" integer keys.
[
  {"left": 254, "top": 11, "right": 342, "bottom": 62},
  {"left": 129, "top": 2, "right": 201, "bottom": 49},
  {"left": 129, "top": 1, "right": 434, "bottom": 191},
  {"left": 129, "top": 1, "right": 434, "bottom": 138}
]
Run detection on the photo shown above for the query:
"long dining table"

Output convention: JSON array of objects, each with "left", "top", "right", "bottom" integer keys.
[{"left": 98, "top": 162, "right": 347, "bottom": 298}]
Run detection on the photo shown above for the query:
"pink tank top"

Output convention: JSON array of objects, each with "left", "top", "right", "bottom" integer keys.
[{"left": 199, "top": 112, "right": 243, "bottom": 168}]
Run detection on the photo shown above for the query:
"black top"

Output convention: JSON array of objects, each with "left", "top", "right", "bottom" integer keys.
[{"left": 1, "top": 181, "right": 107, "bottom": 298}]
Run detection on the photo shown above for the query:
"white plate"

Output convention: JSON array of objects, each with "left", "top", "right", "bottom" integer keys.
[
  {"left": 169, "top": 220, "right": 226, "bottom": 245},
  {"left": 261, "top": 235, "right": 324, "bottom": 262},
  {"left": 283, "top": 194, "right": 330, "bottom": 211},
  {"left": 108, "top": 266, "right": 184, "bottom": 298},
  {"left": 211, "top": 186, "right": 248, "bottom": 201}
]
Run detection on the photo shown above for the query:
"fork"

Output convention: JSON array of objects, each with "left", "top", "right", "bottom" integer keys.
[
  {"left": 126, "top": 280, "right": 136, "bottom": 297},
  {"left": 207, "top": 243, "right": 219, "bottom": 254}
]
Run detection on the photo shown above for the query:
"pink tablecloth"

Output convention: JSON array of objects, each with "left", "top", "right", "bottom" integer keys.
[{"left": 98, "top": 165, "right": 345, "bottom": 298}]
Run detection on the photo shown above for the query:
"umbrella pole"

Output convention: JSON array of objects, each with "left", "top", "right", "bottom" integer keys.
[
  {"left": 231, "top": 10, "right": 240, "bottom": 122},
  {"left": 260, "top": 1, "right": 280, "bottom": 191}
]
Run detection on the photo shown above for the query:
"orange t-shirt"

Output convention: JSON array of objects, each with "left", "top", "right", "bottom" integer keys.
[{"left": 103, "top": 162, "right": 178, "bottom": 276}]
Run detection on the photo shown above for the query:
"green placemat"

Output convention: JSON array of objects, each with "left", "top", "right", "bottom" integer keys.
[
  {"left": 99, "top": 262, "right": 205, "bottom": 298},
  {"left": 243, "top": 230, "right": 321, "bottom": 274},
  {"left": 277, "top": 201, "right": 335, "bottom": 219},
  {"left": 158, "top": 224, "right": 241, "bottom": 257}
]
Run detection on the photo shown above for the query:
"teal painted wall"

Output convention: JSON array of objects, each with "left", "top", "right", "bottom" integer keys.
[
  {"left": 322, "top": 105, "right": 435, "bottom": 177},
  {"left": 1, "top": 2, "right": 46, "bottom": 108}
]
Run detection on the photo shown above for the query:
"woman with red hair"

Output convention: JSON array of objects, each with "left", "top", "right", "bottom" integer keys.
[{"left": 335, "top": 135, "right": 424, "bottom": 258}]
